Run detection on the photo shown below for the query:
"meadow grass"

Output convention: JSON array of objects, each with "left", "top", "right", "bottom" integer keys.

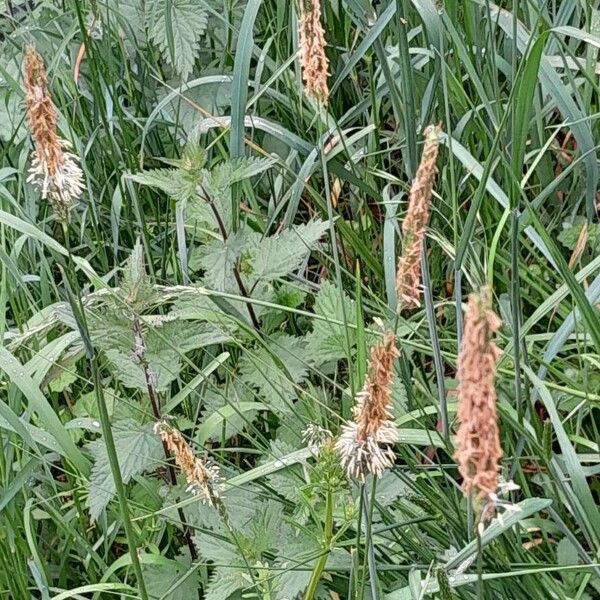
[{"left": 0, "top": 0, "right": 599, "bottom": 599}]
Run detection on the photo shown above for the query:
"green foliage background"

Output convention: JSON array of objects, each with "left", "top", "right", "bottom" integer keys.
[{"left": 0, "top": 0, "right": 599, "bottom": 598}]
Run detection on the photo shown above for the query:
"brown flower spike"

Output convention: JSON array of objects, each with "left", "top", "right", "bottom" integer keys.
[
  {"left": 396, "top": 125, "right": 441, "bottom": 311},
  {"left": 24, "top": 46, "right": 84, "bottom": 218},
  {"left": 298, "top": 0, "right": 329, "bottom": 105},
  {"left": 336, "top": 332, "right": 400, "bottom": 481},
  {"left": 454, "top": 288, "right": 503, "bottom": 501},
  {"left": 154, "top": 420, "right": 222, "bottom": 507}
]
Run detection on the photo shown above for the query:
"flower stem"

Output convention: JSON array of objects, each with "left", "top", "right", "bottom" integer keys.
[{"left": 304, "top": 486, "right": 334, "bottom": 600}]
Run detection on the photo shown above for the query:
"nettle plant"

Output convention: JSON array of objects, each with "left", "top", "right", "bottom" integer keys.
[{"left": 63, "top": 142, "right": 403, "bottom": 599}]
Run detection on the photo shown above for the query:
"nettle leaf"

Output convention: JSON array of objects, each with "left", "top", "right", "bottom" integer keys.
[
  {"left": 266, "top": 440, "right": 305, "bottom": 503},
  {"left": 120, "top": 239, "right": 156, "bottom": 309},
  {"left": 306, "top": 281, "right": 356, "bottom": 364},
  {"left": 200, "top": 382, "right": 260, "bottom": 442},
  {"left": 147, "top": 0, "right": 208, "bottom": 79},
  {"left": 210, "top": 156, "right": 277, "bottom": 188},
  {"left": 273, "top": 532, "right": 349, "bottom": 600},
  {"left": 205, "top": 567, "right": 249, "bottom": 600},
  {"left": 127, "top": 168, "right": 198, "bottom": 203},
  {"left": 239, "top": 335, "right": 308, "bottom": 412},
  {"left": 200, "top": 229, "right": 260, "bottom": 292},
  {"left": 107, "top": 0, "right": 146, "bottom": 44},
  {"left": 87, "top": 420, "right": 163, "bottom": 521},
  {"left": 91, "top": 312, "right": 230, "bottom": 391},
  {"left": 142, "top": 555, "right": 200, "bottom": 600},
  {"left": 557, "top": 216, "right": 599, "bottom": 251},
  {"left": 249, "top": 219, "right": 329, "bottom": 281}
]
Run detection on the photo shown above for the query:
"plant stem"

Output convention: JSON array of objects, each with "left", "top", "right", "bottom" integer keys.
[
  {"left": 357, "top": 479, "right": 379, "bottom": 600},
  {"left": 132, "top": 316, "right": 198, "bottom": 561},
  {"left": 304, "top": 486, "right": 334, "bottom": 600},
  {"left": 476, "top": 515, "right": 483, "bottom": 600},
  {"left": 200, "top": 185, "right": 262, "bottom": 332}
]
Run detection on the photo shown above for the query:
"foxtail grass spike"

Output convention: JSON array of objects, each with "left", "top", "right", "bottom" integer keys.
[
  {"left": 396, "top": 125, "right": 441, "bottom": 311},
  {"left": 154, "top": 420, "right": 222, "bottom": 507},
  {"left": 298, "top": 0, "right": 329, "bottom": 105},
  {"left": 24, "top": 45, "right": 84, "bottom": 220},
  {"left": 336, "top": 332, "right": 399, "bottom": 481},
  {"left": 454, "top": 287, "right": 503, "bottom": 501}
]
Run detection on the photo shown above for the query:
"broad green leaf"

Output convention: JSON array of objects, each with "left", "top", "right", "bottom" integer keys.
[
  {"left": 87, "top": 420, "right": 163, "bottom": 521},
  {"left": 147, "top": 0, "right": 208, "bottom": 79},
  {"left": 306, "top": 281, "right": 356, "bottom": 364},
  {"left": 198, "top": 400, "right": 266, "bottom": 444},
  {"left": 199, "top": 381, "right": 265, "bottom": 443},
  {"left": 210, "top": 156, "right": 277, "bottom": 187},
  {"left": 239, "top": 335, "right": 308, "bottom": 412},
  {"left": 127, "top": 168, "right": 199, "bottom": 203},
  {"left": 200, "top": 229, "right": 259, "bottom": 292},
  {"left": 90, "top": 313, "right": 230, "bottom": 391},
  {"left": 249, "top": 219, "right": 329, "bottom": 281},
  {"left": 205, "top": 567, "right": 248, "bottom": 600},
  {"left": 142, "top": 555, "right": 200, "bottom": 600}
]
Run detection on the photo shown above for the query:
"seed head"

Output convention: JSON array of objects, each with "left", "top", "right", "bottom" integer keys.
[
  {"left": 298, "top": 0, "right": 329, "bottom": 105},
  {"left": 454, "top": 287, "right": 503, "bottom": 501},
  {"left": 336, "top": 332, "right": 400, "bottom": 481},
  {"left": 396, "top": 125, "right": 441, "bottom": 311},
  {"left": 154, "top": 420, "right": 222, "bottom": 507},
  {"left": 23, "top": 46, "right": 84, "bottom": 219}
]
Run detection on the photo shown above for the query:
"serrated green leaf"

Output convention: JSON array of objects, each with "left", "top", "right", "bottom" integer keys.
[
  {"left": 239, "top": 335, "right": 308, "bottom": 412},
  {"left": 147, "top": 0, "right": 208, "bottom": 79},
  {"left": 127, "top": 168, "right": 198, "bottom": 203},
  {"left": 305, "top": 281, "right": 356, "bottom": 364},
  {"left": 249, "top": 219, "right": 328, "bottom": 281},
  {"left": 210, "top": 156, "right": 276, "bottom": 188},
  {"left": 142, "top": 555, "right": 200, "bottom": 600},
  {"left": 205, "top": 567, "right": 248, "bottom": 600},
  {"left": 200, "top": 229, "right": 259, "bottom": 292},
  {"left": 87, "top": 420, "right": 163, "bottom": 521},
  {"left": 90, "top": 312, "right": 230, "bottom": 391},
  {"left": 199, "top": 381, "right": 264, "bottom": 443}
]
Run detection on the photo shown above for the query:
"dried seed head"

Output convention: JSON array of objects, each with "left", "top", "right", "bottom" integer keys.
[
  {"left": 302, "top": 423, "right": 333, "bottom": 454},
  {"left": 336, "top": 332, "right": 400, "bottom": 481},
  {"left": 298, "top": 0, "right": 329, "bottom": 105},
  {"left": 454, "top": 287, "right": 503, "bottom": 501},
  {"left": 396, "top": 125, "right": 441, "bottom": 311},
  {"left": 23, "top": 46, "right": 84, "bottom": 219},
  {"left": 154, "top": 420, "right": 222, "bottom": 507}
]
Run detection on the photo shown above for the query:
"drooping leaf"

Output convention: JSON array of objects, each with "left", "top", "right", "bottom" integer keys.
[{"left": 87, "top": 420, "right": 163, "bottom": 521}]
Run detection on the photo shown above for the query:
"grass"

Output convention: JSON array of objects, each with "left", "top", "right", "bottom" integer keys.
[{"left": 1, "top": 0, "right": 600, "bottom": 598}]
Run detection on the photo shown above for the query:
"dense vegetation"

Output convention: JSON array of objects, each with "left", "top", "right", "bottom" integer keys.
[{"left": 1, "top": 0, "right": 599, "bottom": 598}]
